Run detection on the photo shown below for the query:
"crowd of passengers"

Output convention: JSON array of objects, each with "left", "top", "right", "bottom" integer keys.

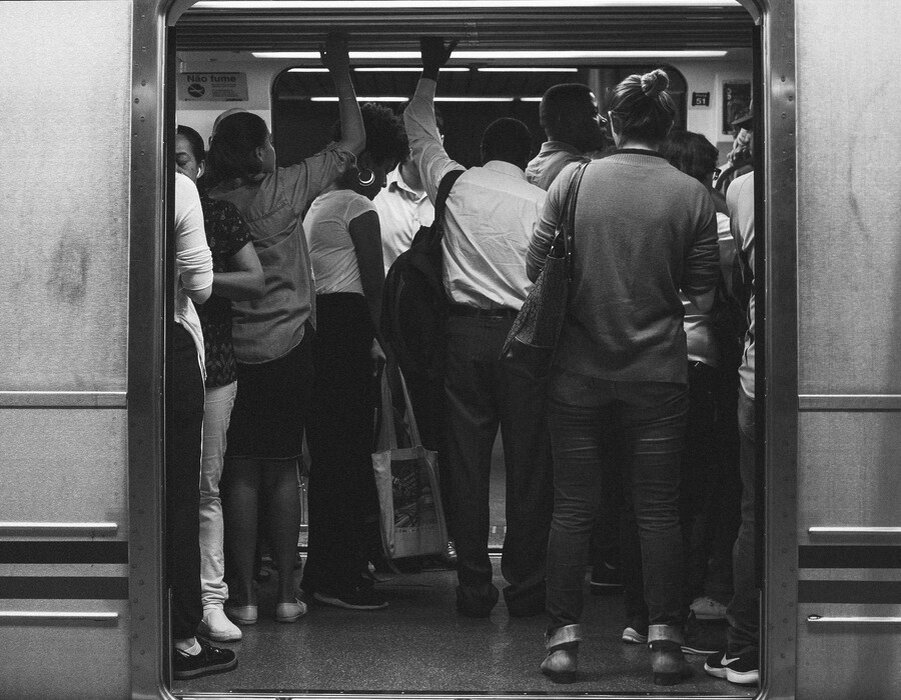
[{"left": 169, "top": 35, "right": 759, "bottom": 689}]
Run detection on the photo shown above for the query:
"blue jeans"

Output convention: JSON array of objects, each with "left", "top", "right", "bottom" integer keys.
[
  {"left": 546, "top": 368, "right": 688, "bottom": 631},
  {"left": 725, "top": 389, "right": 758, "bottom": 655}
]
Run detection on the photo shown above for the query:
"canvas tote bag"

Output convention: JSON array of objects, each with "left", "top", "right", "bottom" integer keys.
[{"left": 372, "top": 365, "right": 448, "bottom": 560}]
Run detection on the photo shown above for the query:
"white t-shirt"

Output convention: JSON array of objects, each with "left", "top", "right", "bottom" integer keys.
[
  {"left": 304, "top": 188, "right": 377, "bottom": 295},
  {"left": 727, "top": 171, "right": 755, "bottom": 400},
  {"left": 174, "top": 173, "right": 213, "bottom": 377}
]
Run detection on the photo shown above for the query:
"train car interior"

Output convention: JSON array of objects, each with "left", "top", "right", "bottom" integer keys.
[{"left": 169, "top": 0, "right": 760, "bottom": 696}]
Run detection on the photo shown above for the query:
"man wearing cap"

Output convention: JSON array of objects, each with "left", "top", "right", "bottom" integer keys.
[{"left": 714, "top": 103, "right": 753, "bottom": 195}]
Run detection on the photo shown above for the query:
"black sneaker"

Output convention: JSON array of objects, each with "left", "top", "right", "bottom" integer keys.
[
  {"left": 704, "top": 648, "right": 760, "bottom": 685},
  {"left": 313, "top": 586, "right": 388, "bottom": 610},
  {"left": 173, "top": 637, "right": 237, "bottom": 680},
  {"left": 589, "top": 560, "right": 623, "bottom": 595}
]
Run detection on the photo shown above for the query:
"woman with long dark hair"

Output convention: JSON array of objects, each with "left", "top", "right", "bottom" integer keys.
[
  {"left": 202, "top": 35, "right": 364, "bottom": 625},
  {"left": 530, "top": 69, "right": 720, "bottom": 685}
]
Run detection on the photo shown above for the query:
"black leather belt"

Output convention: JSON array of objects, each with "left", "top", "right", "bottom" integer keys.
[{"left": 448, "top": 303, "right": 519, "bottom": 319}]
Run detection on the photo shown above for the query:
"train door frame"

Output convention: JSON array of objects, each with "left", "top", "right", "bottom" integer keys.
[{"left": 128, "top": 1, "right": 798, "bottom": 698}]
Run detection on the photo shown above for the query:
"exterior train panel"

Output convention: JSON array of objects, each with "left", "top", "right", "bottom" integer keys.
[
  {"left": 0, "top": 0, "right": 899, "bottom": 698},
  {"left": 794, "top": 3, "right": 901, "bottom": 699},
  {"left": 0, "top": 1, "right": 133, "bottom": 699}
]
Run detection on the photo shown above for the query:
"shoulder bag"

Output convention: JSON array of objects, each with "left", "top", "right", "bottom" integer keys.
[{"left": 499, "top": 161, "right": 588, "bottom": 380}]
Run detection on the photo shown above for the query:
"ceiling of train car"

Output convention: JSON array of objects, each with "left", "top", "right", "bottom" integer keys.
[
  {"left": 175, "top": 2, "right": 754, "bottom": 99},
  {"left": 175, "top": 3, "right": 754, "bottom": 54}
]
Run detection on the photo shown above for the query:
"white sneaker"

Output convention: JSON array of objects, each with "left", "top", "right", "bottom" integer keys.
[{"left": 198, "top": 607, "right": 243, "bottom": 642}]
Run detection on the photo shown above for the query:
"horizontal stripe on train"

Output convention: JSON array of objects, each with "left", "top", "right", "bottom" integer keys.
[
  {"left": 0, "top": 541, "right": 128, "bottom": 564},
  {"left": 798, "top": 580, "right": 901, "bottom": 604},
  {"left": 0, "top": 576, "right": 128, "bottom": 599},
  {"left": 799, "top": 546, "right": 901, "bottom": 569}
]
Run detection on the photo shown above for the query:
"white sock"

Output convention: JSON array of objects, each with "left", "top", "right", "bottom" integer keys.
[{"left": 174, "top": 637, "right": 201, "bottom": 655}]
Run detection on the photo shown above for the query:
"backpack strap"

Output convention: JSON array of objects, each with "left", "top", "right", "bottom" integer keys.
[{"left": 432, "top": 168, "right": 465, "bottom": 242}]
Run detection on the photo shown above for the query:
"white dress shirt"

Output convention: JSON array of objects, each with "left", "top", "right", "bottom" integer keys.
[
  {"left": 374, "top": 165, "right": 435, "bottom": 273},
  {"left": 405, "top": 78, "right": 546, "bottom": 311}
]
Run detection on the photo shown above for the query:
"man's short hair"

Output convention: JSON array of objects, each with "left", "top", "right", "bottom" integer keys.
[
  {"left": 539, "top": 83, "right": 593, "bottom": 131},
  {"left": 481, "top": 117, "right": 532, "bottom": 166}
]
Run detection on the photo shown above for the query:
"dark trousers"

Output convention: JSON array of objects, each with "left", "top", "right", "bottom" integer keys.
[
  {"left": 166, "top": 322, "right": 205, "bottom": 640},
  {"left": 444, "top": 315, "right": 553, "bottom": 611},
  {"left": 726, "top": 389, "right": 759, "bottom": 654},
  {"left": 545, "top": 368, "right": 688, "bottom": 631},
  {"left": 681, "top": 361, "right": 741, "bottom": 604},
  {"left": 302, "top": 294, "right": 379, "bottom": 595}
]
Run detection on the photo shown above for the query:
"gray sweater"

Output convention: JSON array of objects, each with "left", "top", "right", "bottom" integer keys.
[{"left": 528, "top": 150, "right": 720, "bottom": 384}]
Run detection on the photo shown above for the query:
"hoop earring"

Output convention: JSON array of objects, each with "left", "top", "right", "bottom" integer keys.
[{"left": 357, "top": 168, "right": 375, "bottom": 187}]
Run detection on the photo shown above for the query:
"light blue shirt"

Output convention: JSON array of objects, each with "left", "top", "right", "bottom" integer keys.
[{"left": 405, "top": 78, "right": 547, "bottom": 310}]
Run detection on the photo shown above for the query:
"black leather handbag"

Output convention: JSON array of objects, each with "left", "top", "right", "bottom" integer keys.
[{"left": 500, "top": 162, "right": 588, "bottom": 379}]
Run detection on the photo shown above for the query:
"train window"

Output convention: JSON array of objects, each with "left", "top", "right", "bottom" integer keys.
[
  {"left": 270, "top": 65, "right": 688, "bottom": 169},
  {"left": 165, "top": 1, "right": 766, "bottom": 697}
]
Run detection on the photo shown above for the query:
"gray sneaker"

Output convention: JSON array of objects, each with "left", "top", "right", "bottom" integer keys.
[{"left": 198, "top": 607, "right": 242, "bottom": 642}]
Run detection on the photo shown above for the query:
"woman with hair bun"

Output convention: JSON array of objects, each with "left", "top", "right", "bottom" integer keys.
[{"left": 528, "top": 69, "right": 720, "bottom": 685}]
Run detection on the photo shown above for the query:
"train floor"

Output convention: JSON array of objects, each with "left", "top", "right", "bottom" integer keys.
[
  {"left": 176, "top": 436, "right": 754, "bottom": 697},
  {"left": 175, "top": 561, "right": 754, "bottom": 697}
]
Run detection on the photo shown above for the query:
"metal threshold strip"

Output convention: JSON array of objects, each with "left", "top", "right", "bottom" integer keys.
[
  {"left": 0, "top": 611, "right": 119, "bottom": 621},
  {"left": 0, "top": 522, "right": 119, "bottom": 533}
]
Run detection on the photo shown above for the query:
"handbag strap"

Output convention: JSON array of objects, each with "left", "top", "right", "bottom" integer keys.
[
  {"left": 374, "top": 364, "right": 424, "bottom": 450},
  {"left": 432, "top": 168, "right": 465, "bottom": 243},
  {"left": 375, "top": 365, "right": 398, "bottom": 451},
  {"left": 561, "top": 161, "right": 589, "bottom": 280},
  {"left": 396, "top": 367, "right": 423, "bottom": 447}
]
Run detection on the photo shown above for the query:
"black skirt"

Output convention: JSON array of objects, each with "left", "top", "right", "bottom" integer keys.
[{"left": 225, "top": 325, "right": 313, "bottom": 460}]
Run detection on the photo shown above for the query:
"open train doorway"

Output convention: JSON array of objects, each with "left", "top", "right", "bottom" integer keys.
[{"left": 157, "top": 0, "right": 777, "bottom": 697}]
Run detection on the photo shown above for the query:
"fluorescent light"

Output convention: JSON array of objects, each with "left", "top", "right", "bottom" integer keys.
[
  {"left": 477, "top": 67, "right": 579, "bottom": 72},
  {"left": 308, "top": 96, "right": 543, "bottom": 102},
  {"left": 200, "top": 1, "right": 740, "bottom": 9},
  {"left": 287, "top": 68, "right": 329, "bottom": 72},
  {"left": 354, "top": 67, "right": 469, "bottom": 73},
  {"left": 254, "top": 50, "right": 728, "bottom": 59},
  {"left": 310, "top": 96, "right": 409, "bottom": 102}
]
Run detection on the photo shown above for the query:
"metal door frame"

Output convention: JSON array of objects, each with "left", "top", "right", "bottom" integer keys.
[{"left": 127, "top": 1, "right": 798, "bottom": 697}]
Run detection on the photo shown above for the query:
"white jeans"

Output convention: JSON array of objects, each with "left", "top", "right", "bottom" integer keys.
[{"left": 199, "top": 381, "right": 237, "bottom": 608}]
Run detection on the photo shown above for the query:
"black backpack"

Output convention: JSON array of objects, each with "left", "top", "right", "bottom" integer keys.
[{"left": 381, "top": 169, "right": 465, "bottom": 381}]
